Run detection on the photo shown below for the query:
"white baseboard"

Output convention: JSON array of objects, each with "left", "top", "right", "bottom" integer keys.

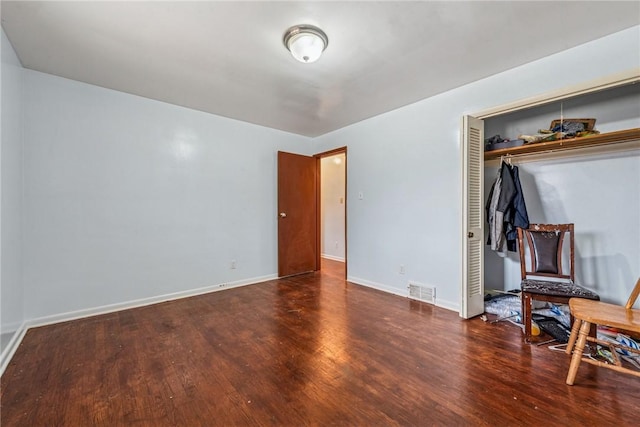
[
  {"left": 26, "top": 274, "right": 278, "bottom": 330},
  {"left": 0, "top": 322, "right": 28, "bottom": 377},
  {"left": 1, "top": 275, "right": 277, "bottom": 375},
  {"left": 321, "top": 254, "right": 345, "bottom": 262},
  {"left": 436, "top": 298, "right": 460, "bottom": 313},
  {"left": 347, "top": 275, "right": 459, "bottom": 313},
  {"left": 347, "top": 276, "right": 407, "bottom": 298},
  {"left": 1, "top": 273, "right": 459, "bottom": 377},
  {"left": 1, "top": 320, "right": 23, "bottom": 335}
]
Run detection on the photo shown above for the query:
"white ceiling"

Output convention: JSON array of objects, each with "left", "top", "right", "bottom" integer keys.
[{"left": 2, "top": 1, "right": 639, "bottom": 137}]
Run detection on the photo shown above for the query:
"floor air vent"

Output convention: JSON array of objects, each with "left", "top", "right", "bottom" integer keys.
[{"left": 408, "top": 282, "right": 436, "bottom": 304}]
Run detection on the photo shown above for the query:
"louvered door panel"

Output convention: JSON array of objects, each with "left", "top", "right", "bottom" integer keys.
[{"left": 461, "top": 116, "right": 484, "bottom": 318}]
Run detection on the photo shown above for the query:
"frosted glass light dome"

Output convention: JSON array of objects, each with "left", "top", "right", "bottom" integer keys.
[{"left": 283, "top": 25, "right": 328, "bottom": 63}]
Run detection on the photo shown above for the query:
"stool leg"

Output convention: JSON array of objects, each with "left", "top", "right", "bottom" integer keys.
[
  {"left": 566, "top": 319, "right": 591, "bottom": 385},
  {"left": 566, "top": 318, "right": 581, "bottom": 355}
]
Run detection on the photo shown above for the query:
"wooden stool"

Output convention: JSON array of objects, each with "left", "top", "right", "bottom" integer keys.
[{"left": 565, "top": 277, "right": 640, "bottom": 385}]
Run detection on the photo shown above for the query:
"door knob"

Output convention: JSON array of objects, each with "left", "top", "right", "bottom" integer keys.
[
  {"left": 468, "top": 232, "right": 474, "bottom": 238},
  {"left": 279, "top": 212, "right": 287, "bottom": 218}
]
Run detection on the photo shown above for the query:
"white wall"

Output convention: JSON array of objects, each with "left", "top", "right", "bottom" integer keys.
[
  {"left": 321, "top": 154, "right": 345, "bottom": 261},
  {"left": 484, "top": 83, "right": 640, "bottom": 138},
  {"left": 312, "top": 26, "right": 640, "bottom": 309},
  {"left": 4, "top": 25, "right": 640, "bottom": 326},
  {"left": 22, "top": 70, "right": 310, "bottom": 320},
  {"left": 484, "top": 151, "right": 640, "bottom": 304},
  {"left": 1, "top": 29, "right": 24, "bottom": 347}
]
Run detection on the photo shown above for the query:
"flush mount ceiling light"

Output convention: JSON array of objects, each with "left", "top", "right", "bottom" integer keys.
[{"left": 283, "top": 24, "right": 328, "bottom": 63}]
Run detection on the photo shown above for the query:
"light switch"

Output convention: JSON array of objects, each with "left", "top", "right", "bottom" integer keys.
[{"left": 358, "top": 192, "right": 364, "bottom": 200}]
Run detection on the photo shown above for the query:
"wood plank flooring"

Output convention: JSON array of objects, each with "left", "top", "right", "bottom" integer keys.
[{"left": 2, "top": 259, "right": 639, "bottom": 426}]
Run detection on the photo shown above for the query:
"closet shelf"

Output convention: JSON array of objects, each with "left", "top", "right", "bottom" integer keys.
[{"left": 484, "top": 128, "right": 640, "bottom": 160}]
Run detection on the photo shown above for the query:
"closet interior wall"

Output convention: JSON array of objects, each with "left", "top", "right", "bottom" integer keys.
[{"left": 483, "top": 84, "right": 640, "bottom": 304}]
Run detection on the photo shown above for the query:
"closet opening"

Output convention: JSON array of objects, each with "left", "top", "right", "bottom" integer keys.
[{"left": 461, "top": 71, "right": 640, "bottom": 319}]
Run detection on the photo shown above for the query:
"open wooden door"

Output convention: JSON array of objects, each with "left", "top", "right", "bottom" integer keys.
[
  {"left": 278, "top": 151, "right": 318, "bottom": 277},
  {"left": 461, "top": 116, "right": 485, "bottom": 318}
]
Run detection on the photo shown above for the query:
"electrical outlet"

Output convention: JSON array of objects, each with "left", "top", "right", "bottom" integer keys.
[
  {"left": 335, "top": 241, "right": 339, "bottom": 248},
  {"left": 399, "top": 264, "right": 405, "bottom": 274},
  {"left": 230, "top": 260, "right": 237, "bottom": 269}
]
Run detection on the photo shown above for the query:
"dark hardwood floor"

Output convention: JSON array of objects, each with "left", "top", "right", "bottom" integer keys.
[{"left": 2, "top": 258, "right": 638, "bottom": 426}]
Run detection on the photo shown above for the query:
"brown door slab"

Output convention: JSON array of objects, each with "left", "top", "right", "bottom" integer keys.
[{"left": 278, "top": 151, "right": 317, "bottom": 277}]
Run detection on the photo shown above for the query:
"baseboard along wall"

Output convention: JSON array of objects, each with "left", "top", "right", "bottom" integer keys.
[{"left": 0, "top": 274, "right": 277, "bottom": 376}]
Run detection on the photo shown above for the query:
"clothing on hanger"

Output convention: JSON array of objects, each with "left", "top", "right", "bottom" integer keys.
[{"left": 486, "top": 160, "right": 529, "bottom": 252}]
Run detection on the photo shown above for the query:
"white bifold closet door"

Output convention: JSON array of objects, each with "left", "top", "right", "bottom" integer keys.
[{"left": 461, "top": 115, "right": 485, "bottom": 319}]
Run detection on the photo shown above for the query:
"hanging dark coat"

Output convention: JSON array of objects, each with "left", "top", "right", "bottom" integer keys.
[
  {"left": 504, "top": 165, "right": 529, "bottom": 251},
  {"left": 486, "top": 162, "right": 529, "bottom": 252}
]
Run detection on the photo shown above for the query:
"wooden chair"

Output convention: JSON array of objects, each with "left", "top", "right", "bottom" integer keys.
[
  {"left": 517, "top": 224, "right": 599, "bottom": 342},
  {"left": 565, "top": 277, "right": 640, "bottom": 385}
]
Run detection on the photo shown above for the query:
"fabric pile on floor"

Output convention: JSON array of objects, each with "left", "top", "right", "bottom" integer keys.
[{"left": 484, "top": 292, "right": 571, "bottom": 327}]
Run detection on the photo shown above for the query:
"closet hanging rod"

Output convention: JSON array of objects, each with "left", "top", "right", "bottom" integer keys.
[
  {"left": 498, "top": 148, "right": 581, "bottom": 164},
  {"left": 500, "top": 154, "right": 513, "bottom": 165}
]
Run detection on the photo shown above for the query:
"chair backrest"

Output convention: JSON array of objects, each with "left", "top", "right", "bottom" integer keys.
[
  {"left": 516, "top": 223, "right": 575, "bottom": 282},
  {"left": 626, "top": 277, "right": 640, "bottom": 309}
]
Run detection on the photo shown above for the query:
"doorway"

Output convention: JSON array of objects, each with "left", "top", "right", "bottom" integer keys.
[{"left": 316, "top": 147, "right": 347, "bottom": 278}]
